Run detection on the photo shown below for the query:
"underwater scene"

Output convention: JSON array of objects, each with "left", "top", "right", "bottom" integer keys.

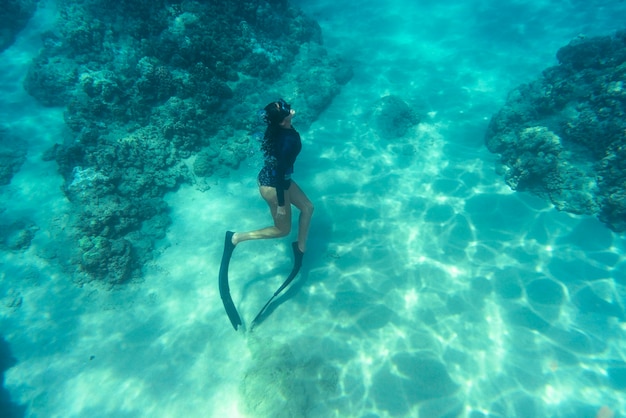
[{"left": 2, "top": 0, "right": 626, "bottom": 416}]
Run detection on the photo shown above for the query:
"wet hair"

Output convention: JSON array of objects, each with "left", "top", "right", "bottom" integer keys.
[{"left": 260, "top": 99, "right": 291, "bottom": 159}]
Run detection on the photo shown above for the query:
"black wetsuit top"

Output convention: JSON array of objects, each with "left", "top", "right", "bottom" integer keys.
[{"left": 257, "top": 127, "right": 302, "bottom": 207}]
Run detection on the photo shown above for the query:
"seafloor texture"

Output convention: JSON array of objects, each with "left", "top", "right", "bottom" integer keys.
[
  {"left": 2, "top": 0, "right": 626, "bottom": 417},
  {"left": 486, "top": 31, "right": 626, "bottom": 232}
]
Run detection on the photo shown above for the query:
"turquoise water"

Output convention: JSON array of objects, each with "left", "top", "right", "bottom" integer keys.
[{"left": 2, "top": 0, "right": 626, "bottom": 417}]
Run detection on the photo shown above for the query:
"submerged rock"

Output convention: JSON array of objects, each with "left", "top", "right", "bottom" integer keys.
[
  {"left": 371, "top": 95, "right": 420, "bottom": 139},
  {"left": 240, "top": 338, "right": 339, "bottom": 418},
  {"left": 485, "top": 31, "right": 626, "bottom": 232},
  {"left": 0, "top": 220, "right": 39, "bottom": 251}
]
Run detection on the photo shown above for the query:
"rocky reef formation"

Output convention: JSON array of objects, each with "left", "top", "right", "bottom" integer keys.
[
  {"left": 371, "top": 95, "right": 420, "bottom": 139},
  {"left": 0, "top": 0, "right": 38, "bottom": 52},
  {"left": 485, "top": 31, "right": 626, "bottom": 232},
  {"left": 26, "top": 0, "right": 351, "bottom": 284}
]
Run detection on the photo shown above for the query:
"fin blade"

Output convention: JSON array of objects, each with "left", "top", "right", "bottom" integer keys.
[{"left": 219, "top": 231, "right": 242, "bottom": 330}]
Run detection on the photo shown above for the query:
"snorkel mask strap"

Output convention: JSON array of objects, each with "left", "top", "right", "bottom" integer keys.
[{"left": 277, "top": 98, "right": 291, "bottom": 118}]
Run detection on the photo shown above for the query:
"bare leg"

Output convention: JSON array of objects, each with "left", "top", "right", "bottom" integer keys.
[
  {"left": 286, "top": 180, "right": 314, "bottom": 253},
  {"left": 232, "top": 186, "right": 292, "bottom": 245}
]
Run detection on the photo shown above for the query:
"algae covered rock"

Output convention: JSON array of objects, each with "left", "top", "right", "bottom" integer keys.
[
  {"left": 240, "top": 338, "right": 338, "bottom": 418},
  {"left": 485, "top": 31, "right": 626, "bottom": 231},
  {"left": 192, "top": 148, "right": 218, "bottom": 177},
  {"left": 78, "top": 235, "right": 133, "bottom": 285},
  {"left": 371, "top": 95, "right": 420, "bottom": 139},
  {"left": 0, "top": 220, "right": 39, "bottom": 251}
]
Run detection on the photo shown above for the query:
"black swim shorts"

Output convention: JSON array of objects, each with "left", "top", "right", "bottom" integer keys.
[{"left": 257, "top": 165, "right": 291, "bottom": 189}]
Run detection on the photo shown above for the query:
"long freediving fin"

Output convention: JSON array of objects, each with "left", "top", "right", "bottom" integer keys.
[
  {"left": 219, "top": 231, "right": 242, "bottom": 330},
  {"left": 251, "top": 242, "right": 304, "bottom": 326}
]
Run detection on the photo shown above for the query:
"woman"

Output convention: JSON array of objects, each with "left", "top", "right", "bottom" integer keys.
[
  {"left": 219, "top": 99, "right": 314, "bottom": 330},
  {"left": 230, "top": 98, "right": 314, "bottom": 252}
]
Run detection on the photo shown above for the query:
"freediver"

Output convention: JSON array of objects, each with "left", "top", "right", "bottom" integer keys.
[{"left": 219, "top": 99, "right": 314, "bottom": 329}]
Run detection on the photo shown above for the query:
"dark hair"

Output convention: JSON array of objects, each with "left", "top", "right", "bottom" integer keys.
[{"left": 260, "top": 99, "right": 291, "bottom": 159}]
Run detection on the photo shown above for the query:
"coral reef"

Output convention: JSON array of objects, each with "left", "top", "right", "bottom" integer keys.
[
  {"left": 26, "top": 0, "right": 351, "bottom": 284},
  {"left": 485, "top": 31, "right": 626, "bottom": 232},
  {"left": 0, "top": 0, "right": 38, "bottom": 52}
]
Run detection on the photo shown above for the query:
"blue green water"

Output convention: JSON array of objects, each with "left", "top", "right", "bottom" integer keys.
[{"left": 2, "top": 0, "right": 626, "bottom": 417}]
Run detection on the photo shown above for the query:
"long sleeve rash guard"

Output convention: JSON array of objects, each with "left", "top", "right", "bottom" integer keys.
[{"left": 272, "top": 127, "right": 302, "bottom": 206}]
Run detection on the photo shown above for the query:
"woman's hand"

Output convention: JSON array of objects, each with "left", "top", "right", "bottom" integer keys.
[{"left": 276, "top": 205, "right": 287, "bottom": 216}]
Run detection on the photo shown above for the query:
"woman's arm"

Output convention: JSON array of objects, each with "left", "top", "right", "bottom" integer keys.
[{"left": 274, "top": 133, "right": 298, "bottom": 208}]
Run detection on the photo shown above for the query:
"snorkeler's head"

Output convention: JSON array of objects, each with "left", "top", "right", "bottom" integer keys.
[{"left": 263, "top": 99, "right": 291, "bottom": 125}]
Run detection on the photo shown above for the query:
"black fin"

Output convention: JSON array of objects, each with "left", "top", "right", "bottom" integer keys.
[
  {"left": 251, "top": 242, "right": 304, "bottom": 327},
  {"left": 219, "top": 231, "right": 242, "bottom": 330}
]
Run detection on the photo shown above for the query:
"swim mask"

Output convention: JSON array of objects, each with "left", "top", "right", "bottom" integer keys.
[{"left": 277, "top": 98, "right": 291, "bottom": 118}]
